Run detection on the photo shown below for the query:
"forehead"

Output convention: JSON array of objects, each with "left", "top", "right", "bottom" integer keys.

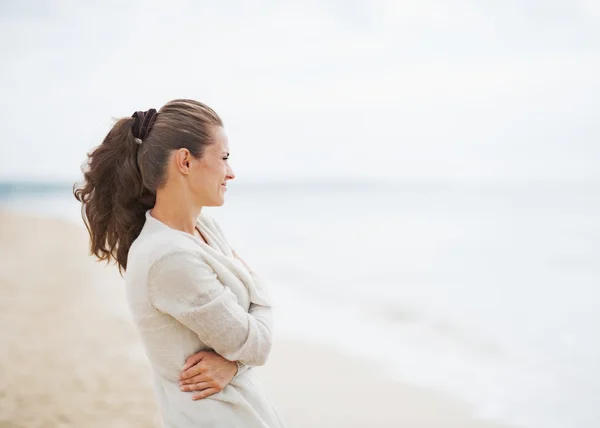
[{"left": 208, "top": 126, "right": 229, "bottom": 152}]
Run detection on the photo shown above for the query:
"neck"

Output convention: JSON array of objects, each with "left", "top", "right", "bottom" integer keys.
[{"left": 150, "top": 184, "right": 202, "bottom": 235}]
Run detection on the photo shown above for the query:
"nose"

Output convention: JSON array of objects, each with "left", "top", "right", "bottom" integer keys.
[{"left": 226, "top": 165, "right": 235, "bottom": 181}]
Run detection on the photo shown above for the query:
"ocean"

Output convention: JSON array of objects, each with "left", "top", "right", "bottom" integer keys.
[{"left": 1, "top": 179, "right": 599, "bottom": 428}]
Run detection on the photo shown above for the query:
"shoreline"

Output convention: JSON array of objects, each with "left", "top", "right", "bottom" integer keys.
[{"left": 0, "top": 209, "right": 512, "bottom": 427}]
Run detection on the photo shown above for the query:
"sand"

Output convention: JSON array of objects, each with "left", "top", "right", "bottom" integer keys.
[{"left": 0, "top": 210, "right": 511, "bottom": 428}]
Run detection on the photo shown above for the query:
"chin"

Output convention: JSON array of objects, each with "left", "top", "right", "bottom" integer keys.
[{"left": 209, "top": 197, "right": 226, "bottom": 207}]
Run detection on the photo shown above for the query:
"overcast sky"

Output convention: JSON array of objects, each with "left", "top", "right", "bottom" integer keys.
[{"left": 1, "top": 0, "right": 598, "bottom": 182}]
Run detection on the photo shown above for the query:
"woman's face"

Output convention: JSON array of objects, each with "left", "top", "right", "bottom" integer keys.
[{"left": 189, "top": 126, "right": 235, "bottom": 207}]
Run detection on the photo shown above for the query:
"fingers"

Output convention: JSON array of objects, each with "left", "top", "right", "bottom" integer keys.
[
  {"left": 192, "top": 388, "right": 221, "bottom": 401},
  {"left": 180, "top": 381, "right": 212, "bottom": 393},
  {"left": 182, "top": 351, "right": 209, "bottom": 372},
  {"left": 180, "top": 363, "right": 205, "bottom": 382},
  {"left": 180, "top": 373, "right": 209, "bottom": 385},
  {"left": 181, "top": 351, "right": 212, "bottom": 380}
]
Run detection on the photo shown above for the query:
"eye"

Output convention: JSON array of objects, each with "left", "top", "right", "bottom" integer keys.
[{"left": 223, "top": 156, "right": 230, "bottom": 160}]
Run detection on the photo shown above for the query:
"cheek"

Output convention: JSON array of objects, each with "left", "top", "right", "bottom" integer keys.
[
  {"left": 210, "top": 162, "right": 226, "bottom": 181},
  {"left": 190, "top": 167, "right": 208, "bottom": 192},
  {"left": 191, "top": 164, "right": 220, "bottom": 191}
]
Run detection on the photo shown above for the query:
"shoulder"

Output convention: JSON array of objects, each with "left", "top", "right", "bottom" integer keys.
[
  {"left": 145, "top": 246, "right": 221, "bottom": 308},
  {"left": 148, "top": 249, "right": 207, "bottom": 281},
  {"left": 130, "top": 228, "right": 204, "bottom": 272}
]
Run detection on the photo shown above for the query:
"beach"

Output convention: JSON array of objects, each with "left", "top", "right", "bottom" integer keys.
[{"left": 0, "top": 209, "right": 512, "bottom": 428}]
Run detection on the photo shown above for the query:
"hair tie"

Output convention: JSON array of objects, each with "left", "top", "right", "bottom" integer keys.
[{"left": 131, "top": 108, "right": 158, "bottom": 144}]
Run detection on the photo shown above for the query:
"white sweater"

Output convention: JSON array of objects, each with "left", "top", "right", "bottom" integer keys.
[{"left": 124, "top": 210, "right": 286, "bottom": 428}]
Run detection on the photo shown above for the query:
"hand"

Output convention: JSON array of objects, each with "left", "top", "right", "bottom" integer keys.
[
  {"left": 179, "top": 351, "right": 238, "bottom": 400},
  {"left": 232, "top": 249, "right": 254, "bottom": 274}
]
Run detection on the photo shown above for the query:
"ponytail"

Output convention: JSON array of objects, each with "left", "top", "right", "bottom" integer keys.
[{"left": 73, "top": 117, "right": 155, "bottom": 274}]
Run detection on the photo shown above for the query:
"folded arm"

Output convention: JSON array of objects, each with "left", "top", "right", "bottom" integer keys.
[{"left": 148, "top": 251, "right": 273, "bottom": 366}]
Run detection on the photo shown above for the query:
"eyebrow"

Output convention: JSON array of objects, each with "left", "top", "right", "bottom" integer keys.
[{"left": 222, "top": 151, "right": 230, "bottom": 156}]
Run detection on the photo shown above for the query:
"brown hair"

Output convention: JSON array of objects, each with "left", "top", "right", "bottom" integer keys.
[{"left": 73, "top": 99, "right": 223, "bottom": 274}]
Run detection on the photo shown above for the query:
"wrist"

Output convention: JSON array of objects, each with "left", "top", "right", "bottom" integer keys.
[{"left": 233, "top": 361, "right": 248, "bottom": 377}]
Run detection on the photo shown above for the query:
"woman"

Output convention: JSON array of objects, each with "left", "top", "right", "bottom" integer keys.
[{"left": 74, "top": 99, "right": 286, "bottom": 428}]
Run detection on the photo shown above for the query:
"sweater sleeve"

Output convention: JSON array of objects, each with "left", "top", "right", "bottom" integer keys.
[
  {"left": 205, "top": 215, "right": 272, "bottom": 307},
  {"left": 147, "top": 251, "right": 273, "bottom": 366},
  {"left": 234, "top": 361, "right": 250, "bottom": 377}
]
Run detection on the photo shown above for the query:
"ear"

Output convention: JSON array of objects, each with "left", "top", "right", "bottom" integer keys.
[{"left": 173, "top": 148, "right": 192, "bottom": 174}]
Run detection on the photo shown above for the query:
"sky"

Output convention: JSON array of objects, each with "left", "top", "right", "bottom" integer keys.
[{"left": 1, "top": 0, "right": 599, "bottom": 182}]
